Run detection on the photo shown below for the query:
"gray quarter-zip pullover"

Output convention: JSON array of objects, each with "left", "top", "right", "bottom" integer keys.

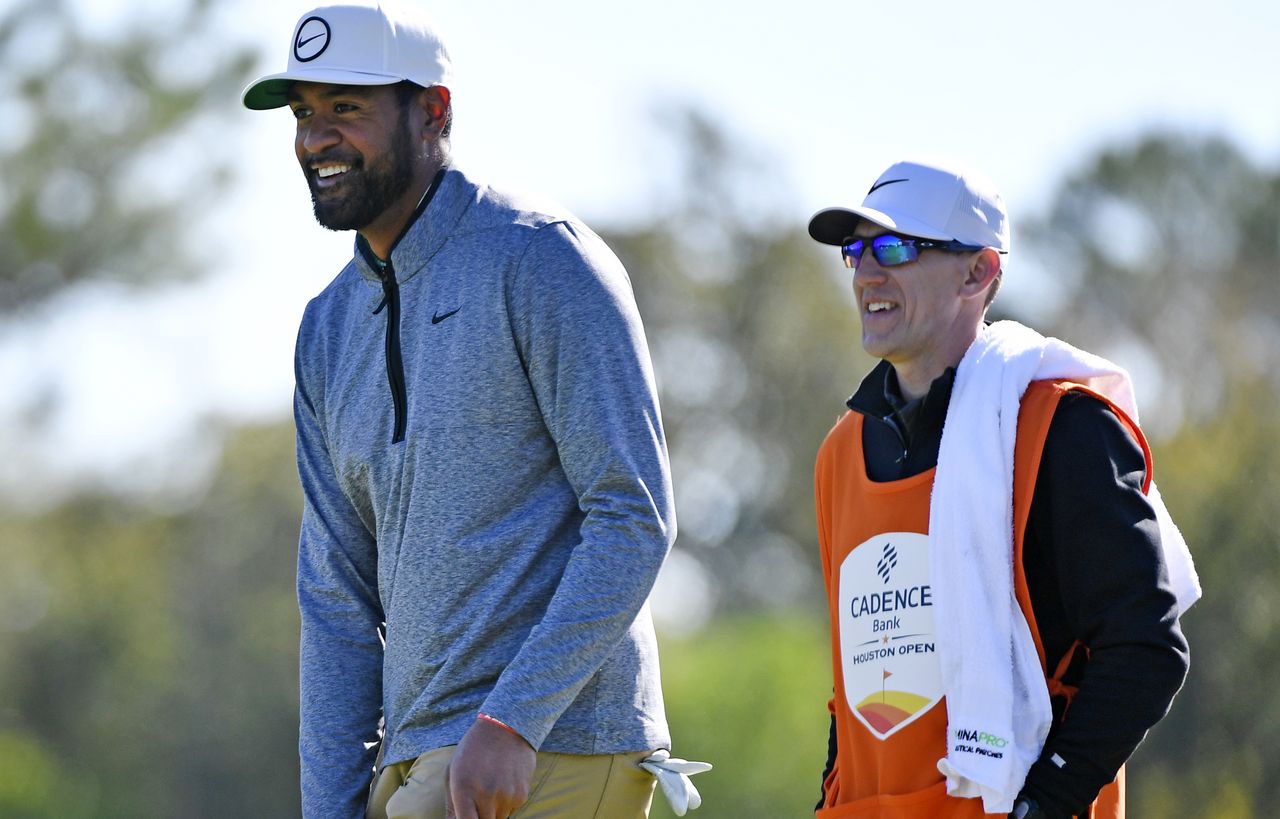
[{"left": 293, "top": 167, "right": 675, "bottom": 817}]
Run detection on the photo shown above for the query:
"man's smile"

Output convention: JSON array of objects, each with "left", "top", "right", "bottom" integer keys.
[
  {"left": 309, "top": 160, "right": 357, "bottom": 190},
  {"left": 317, "top": 164, "right": 351, "bottom": 179}
]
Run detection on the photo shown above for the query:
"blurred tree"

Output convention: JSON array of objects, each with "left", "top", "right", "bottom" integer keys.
[
  {"left": 1026, "top": 134, "right": 1280, "bottom": 817},
  {"left": 1026, "top": 134, "right": 1280, "bottom": 431},
  {"left": 0, "top": 421, "right": 302, "bottom": 818},
  {"left": 0, "top": 0, "right": 255, "bottom": 312},
  {"left": 606, "top": 108, "right": 874, "bottom": 621},
  {"left": 1122, "top": 384, "right": 1280, "bottom": 818}
]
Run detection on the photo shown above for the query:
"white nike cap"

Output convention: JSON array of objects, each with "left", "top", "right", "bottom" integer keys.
[
  {"left": 808, "top": 158, "right": 1010, "bottom": 252},
  {"left": 242, "top": 1, "right": 453, "bottom": 111}
]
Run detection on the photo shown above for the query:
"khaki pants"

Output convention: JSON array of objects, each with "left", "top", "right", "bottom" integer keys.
[{"left": 366, "top": 746, "right": 656, "bottom": 819}]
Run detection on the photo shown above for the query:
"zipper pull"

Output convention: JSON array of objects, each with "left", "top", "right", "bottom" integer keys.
[{"left": 371, "top": 258, "right": 395, "bottom": 314}]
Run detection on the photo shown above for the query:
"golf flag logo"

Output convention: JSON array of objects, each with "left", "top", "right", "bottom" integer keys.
[{"left": 837, "top": 532, "right": 941, "bottom": 739}]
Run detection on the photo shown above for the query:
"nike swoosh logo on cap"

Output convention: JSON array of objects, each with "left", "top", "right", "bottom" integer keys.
[
  {"left": 293, "top": 16, "right": 331, "bottom": 62},
  {"left": 868, "top": 178, "right": 908, "bottom": 195}
]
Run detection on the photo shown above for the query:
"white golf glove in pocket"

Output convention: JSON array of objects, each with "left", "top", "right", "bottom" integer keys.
[{"left": 640, "top": 749, "right": 713, "bottom": 816}]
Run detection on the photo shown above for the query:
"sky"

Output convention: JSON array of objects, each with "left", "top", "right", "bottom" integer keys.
[{"left": 3, "top": 0, "right": 1280, "bottom": 503}]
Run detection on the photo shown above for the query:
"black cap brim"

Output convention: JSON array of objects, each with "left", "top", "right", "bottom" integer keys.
[{"left": 807, "top": 208, "right": 864, "bottom": 246}]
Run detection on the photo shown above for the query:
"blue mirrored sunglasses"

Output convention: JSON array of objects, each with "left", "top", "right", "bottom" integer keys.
[{"left": 841, "top": 234, "right": 986, "bottom": 270}]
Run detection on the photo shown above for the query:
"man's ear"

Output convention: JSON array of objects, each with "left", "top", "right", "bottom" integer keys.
[
  {"left": 417, "top": 85, "right": 451, "bottom": 139},
  {"left": 962, "top": 248, "right": 1001, "bottom": 299}
]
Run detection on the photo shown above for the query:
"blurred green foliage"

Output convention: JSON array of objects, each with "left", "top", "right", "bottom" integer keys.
[
  {"left": 0, "top": 0, "right": 255, "bottom": 312},
  {"left": 0, "top": 424, "right": 302, "bottom": 818},
  {"left": 651, "top": 615, "right": 831, "bottom": 819},
  {"left": 1025, "top": 134, "right": 1280, "bottom": 428},
  {"left": 1026, "top": 134, "right": 1280, "bottom": 819},
  {"left": 610, "top": 109, "right": 873, "bottom": 618},
  {"left": 1124, "top": 384, "right": 1280, "bottom": 817}
]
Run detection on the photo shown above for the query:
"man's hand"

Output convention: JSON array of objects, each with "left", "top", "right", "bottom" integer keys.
[{"left": 444, "top": 716, "right": 537, "bottom": 819}]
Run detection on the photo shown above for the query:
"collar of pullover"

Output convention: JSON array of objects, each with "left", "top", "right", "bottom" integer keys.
[
  {"left": 353, "top": 165, "right": 473, "bottom": 285},
  {"left": 847, "top": 359, "right": 956, "bottom": 444}
]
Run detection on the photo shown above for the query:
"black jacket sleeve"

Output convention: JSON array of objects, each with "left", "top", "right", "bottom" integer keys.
[
  {"left": 1017, "top": 391, "right": 1189, "bottom": 818},
  {"left": 817, "top": 712, "right": 837, "bottom": 811}
]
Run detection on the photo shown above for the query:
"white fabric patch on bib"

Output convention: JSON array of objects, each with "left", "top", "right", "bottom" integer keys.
[{"left": 838, "top": 531, "right": 941, "bottom": 740}]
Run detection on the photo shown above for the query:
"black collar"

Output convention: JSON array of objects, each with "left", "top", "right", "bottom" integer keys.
[{"left": 847, "top": 360, "right": 956, "bottom": 442}]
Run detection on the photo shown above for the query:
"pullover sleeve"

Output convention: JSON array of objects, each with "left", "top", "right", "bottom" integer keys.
[
  {"left": 1019, "top": 392, "right": 1189, "bottom": 817},
  {"left": 294, "top": 344, "right": 385, "bottom": 819},
  {"left": 478, "top": 220, "right": 676, "bottom": 749}
]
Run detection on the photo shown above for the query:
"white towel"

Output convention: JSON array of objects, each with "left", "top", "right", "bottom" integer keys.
[{"left": 931, "top": 320, "right": 1201, "bottom": 814}]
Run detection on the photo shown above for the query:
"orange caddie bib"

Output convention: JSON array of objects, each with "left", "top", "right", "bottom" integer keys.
[{"left": 814, "top": 381, "right": 1134, "bottom": 819}]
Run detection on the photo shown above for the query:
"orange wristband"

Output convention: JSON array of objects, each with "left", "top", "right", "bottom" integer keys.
[{"left": 476, "top": 712, "right": 520, "bottom": 737}]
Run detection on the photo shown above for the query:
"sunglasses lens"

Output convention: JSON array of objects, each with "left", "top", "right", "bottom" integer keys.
[
  {"left": 841, "top": 235, "right": 922, "bottom": 269},
  {"left": 841, "top": 240, "right": 865, "bottom": 269},
  {"left": 872, "top": 235, "right": 918, "bottom": 266}
]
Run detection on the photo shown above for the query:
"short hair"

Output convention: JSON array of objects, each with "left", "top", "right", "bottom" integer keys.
[
  {"left": 983, "top": 269, "right": 1003, "bottom": 309},
  {"left": 393, "top": 80, "right": 452, "bottom": 138}
]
